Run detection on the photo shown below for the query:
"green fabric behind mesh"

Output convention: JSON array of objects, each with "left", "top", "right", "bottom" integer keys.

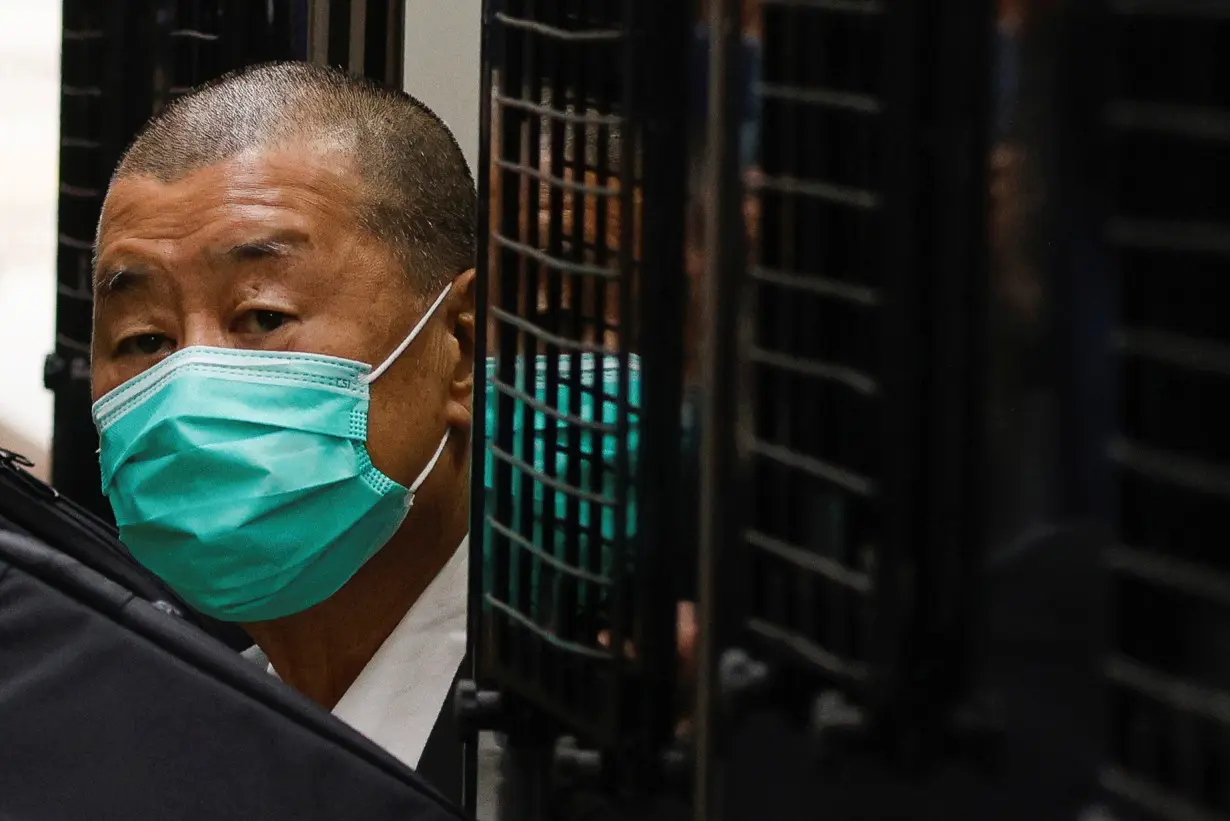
[{"left": 480, "top": 354, "right": 641, "bottom": 617}]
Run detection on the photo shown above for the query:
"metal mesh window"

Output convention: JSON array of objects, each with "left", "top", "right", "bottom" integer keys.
[
  {"left": 475, "top": 0, "right": 687, "bottom": 752},
  {"left": 1103, "top": 5, "right": 1230, "bottom": 819},
  {"left": 743, "top": 0, "right": 887, "bottom": 692}
]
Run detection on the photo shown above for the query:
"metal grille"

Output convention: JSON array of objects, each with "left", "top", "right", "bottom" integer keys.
[
  {"left": 156, "top": 1, "right": 297, "bottom": 106},
  {"left": 742, "top": 0, "right": 891, "bottom": 697},
  {"left": 1103, "top": 4, "right": 1230, "bottom": 819},
  {"left": 699, "top": 3, "right": 990, "bottom": 815},
  {"left": 49, "top": 1, "right": 301, "bottom": 514},
  {"left": 474, "top": 0, "right": 687, "bottom": 753},
  {"left": 724, "top": 0, "right": 989, "bottom": 740},
  {"left": 51, "top": 2, "right": 153, "bottom": 516}
]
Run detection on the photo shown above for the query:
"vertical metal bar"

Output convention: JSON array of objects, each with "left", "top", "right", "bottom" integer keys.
[
  {"left": 569, "top": 1, "right": 597, "bottom": 719},
  {"left": 870, "top": 0, "right": 924, "bottom": 727},
  {"left": 307, "top": 0, "right": 331, "bottom": 64},
  {"left": 516, "top": 0, "right": 543, "bottom": 685},
  {"left": 148, "top": 0, "right": 174, "bottom": 113},
  {"left": 348, "top": 0, "right": 366, "bottom": 74},
  {"left": 287, "top": 0, "right": 313, "bottom": 61},
  {"left": 543, "top": 0, "right": 577, "bottom": 701},
  {"left": 494, "top": 0, "right": 523, "bottom": 696},
  {"left": 918, "top": 0, "right": 993, "bottom": 731},
  {"left": 383, "top": 0, "right": 406, "bottom": 88},
  {"left": 499, "top": 737, "right": 548, "bottom": 821},
  {"left": 465, "top": 2, "right": 496, "bottom": 813},
  {"left": 326, "top": 0, "right": 351, "bottom": 66},
  {"left": 581, "top": 0, "right": 608, "bottom": 685},
  {"left": 606, "top": 0, "right": 638, "bottom": 739},
  {"left": 539, "top": 0, "right": 564, "bottom": 692},
  {"left": 694, "top": 0, "right": 745, "bottom": 817},
  {"left": 628, "top": 0, "right": 690, "bottom": 765},
  {"left": 225, "top": 0, "right": 252, "bottom": 73}
]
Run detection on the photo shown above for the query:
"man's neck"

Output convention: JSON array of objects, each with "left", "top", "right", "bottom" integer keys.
[{"left": 243, "top": 473, "right": 469, "bottom": 709}]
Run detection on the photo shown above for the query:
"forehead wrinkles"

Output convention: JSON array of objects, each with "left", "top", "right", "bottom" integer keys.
[{"left": 97, "top": 150, "right": 362, "bottom": 255}]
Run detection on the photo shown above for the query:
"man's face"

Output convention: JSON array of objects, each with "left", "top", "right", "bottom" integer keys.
[{"left": 91, "top": 145, "right": 473, "bottom": 489}]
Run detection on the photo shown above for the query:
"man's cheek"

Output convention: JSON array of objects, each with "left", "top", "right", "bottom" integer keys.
[{"left": 363, "top": 375, "right": 437, "bottom": 488}]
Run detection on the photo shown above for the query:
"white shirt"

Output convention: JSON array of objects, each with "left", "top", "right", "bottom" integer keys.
[{"left": 258, "top": 538, "right": 469, "bottom": 769}]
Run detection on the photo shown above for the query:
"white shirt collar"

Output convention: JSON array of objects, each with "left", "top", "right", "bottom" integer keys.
[{"left": 262, "top": 538, "right": 468, "bottom": 770}]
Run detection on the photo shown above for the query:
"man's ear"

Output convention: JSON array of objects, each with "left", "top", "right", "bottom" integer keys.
[{"left": 445, "top": 268, "right": 477, "bottom": 429}]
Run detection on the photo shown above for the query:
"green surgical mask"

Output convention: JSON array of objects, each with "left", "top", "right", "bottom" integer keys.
[{"left": 92, "top": 285, "right": 454, "bottom": 623}]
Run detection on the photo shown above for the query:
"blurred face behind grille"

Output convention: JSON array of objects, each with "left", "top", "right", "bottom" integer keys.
[{"left": 486, "top": 77, "right": 642, "bottom": 354}]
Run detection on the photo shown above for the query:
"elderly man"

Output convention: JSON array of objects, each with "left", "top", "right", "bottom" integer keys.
[
  {"left": 89, "top": 56, "right": 693, "bottom": 804},
  {"left": 90, "top": 61, "right": 496, "bottom": 798}
]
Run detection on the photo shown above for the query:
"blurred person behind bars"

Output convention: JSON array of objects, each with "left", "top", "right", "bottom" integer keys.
[
  {"left": 477, "top": 0, "right": 767, "bottom": 699},
  {"left": 483, "top": 74, "right": 702, "bottom": 683}
]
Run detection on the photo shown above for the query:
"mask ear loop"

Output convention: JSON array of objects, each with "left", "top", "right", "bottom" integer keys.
[
  {"left": 361, "top": 282, "right": 455, "bottom": 385},
  {"left": 409, "top": 430, "right": 451, "bottom": 494}
]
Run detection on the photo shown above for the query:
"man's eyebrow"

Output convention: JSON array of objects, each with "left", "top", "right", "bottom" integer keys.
[
  {"left": 94, "top": 267, "right": 148, "bottom": 301},
  {"left": 221, "top": 231, "right": 310, "bottom": 261},
  {"left": 92, "top": 231, "right": 310, "bottom": 298}
]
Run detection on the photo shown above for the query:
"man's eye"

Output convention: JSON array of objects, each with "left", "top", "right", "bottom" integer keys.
[
  {"left": 116, "top": 333, "right": 173, "bottom": 357},
  {"left": 238, "top": 310, "right": 290, "bottom": 334}
]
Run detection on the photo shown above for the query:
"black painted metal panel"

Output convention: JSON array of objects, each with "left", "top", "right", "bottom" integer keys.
[{"left": 1102, "top": 4, "right": 1230, "bottom": 820}]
